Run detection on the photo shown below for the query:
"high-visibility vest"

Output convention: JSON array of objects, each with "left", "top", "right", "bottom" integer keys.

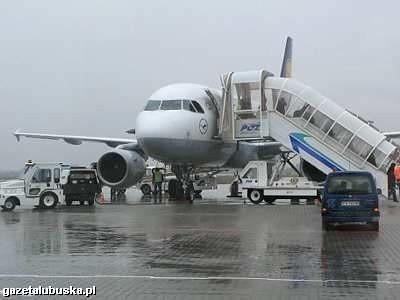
[
  {"left": 154, "top": 171, "right": 163, "bottom": 183},
  {"left": 394, "top": 165, "right": 400, "bottom": 181}
]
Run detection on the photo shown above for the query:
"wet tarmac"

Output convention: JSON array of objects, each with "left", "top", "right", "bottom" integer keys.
[{"left": 1, "top": 186, "right": 400, "bottom": 299}]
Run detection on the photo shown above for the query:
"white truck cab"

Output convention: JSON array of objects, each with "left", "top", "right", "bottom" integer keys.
[{"left": 0, "top": 161, "right": 70, "bottom": 211}]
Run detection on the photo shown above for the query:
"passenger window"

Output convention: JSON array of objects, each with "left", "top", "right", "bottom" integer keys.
[
  {"left": 308, "top": 111, "right": 333, "bottom": 133},
  {"left": 192, "top": 101, "right": 204, "bottom": 114},
  {"left": 348, "top": 136, "right": 373, "bottom": 159},
  {"left": 183, "top": 100, "right": 196, "bottom": 112},
  {"left": 302, "top": 105, "right": 315, "bottom": 121},
  {"left": 160, "top": 100, "right": 182, "bottom": 110},
  {"left": 275, "top": 91, "right": 293, "bottom": 115},
  {"left": 286, "top": 97, "right": 308, "bottom": 118},
  {"left": 271, "top": 89, "right": 280, "bottom": 109},
  {"left": 327, "top": 123, "right": 353, "bottom": 146},
  {"left": 367, "top": 148, "right": 386, "bottom": 168},
  {"left": 54, "top": 168, "right": 60, "bottom": 183},
  {"left": 144, "top": 100, "right": 161, "bottom": 111}
]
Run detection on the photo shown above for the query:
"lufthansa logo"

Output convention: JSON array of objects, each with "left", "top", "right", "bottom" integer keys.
[{"left": 199, "top": 118, "right": 208, "bottom": 135}]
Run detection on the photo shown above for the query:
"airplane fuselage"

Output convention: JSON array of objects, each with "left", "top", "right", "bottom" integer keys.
[{"left": 136, "top": 83, "right": 236, "bottom": 167}]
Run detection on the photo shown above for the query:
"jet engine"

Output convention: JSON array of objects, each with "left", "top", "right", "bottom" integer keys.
[
  {"left": 97, "top": 149, "right": 146, "bottom": 188},
  {"left": 300, "top": 159, "right": 327, "bottom": 183}
]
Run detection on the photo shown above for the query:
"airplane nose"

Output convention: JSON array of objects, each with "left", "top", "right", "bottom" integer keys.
[
  {"left": 136, "top": 110, "right": 194, "bottom": 142},
  {"left": 136, "top": 111, "right": 182, "bottom": 140},
  {"left": 135, "top": 111, "right": 189, "bottom": 160}
]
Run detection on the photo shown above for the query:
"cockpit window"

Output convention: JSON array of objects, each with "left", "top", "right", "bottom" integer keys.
[
  {"left": 145, "top": 99, "right": 203, "bottom": 112},
  {"left": 144, "top": 100, "right": 161, "bottom": 111},
  {"left": 183, "top": 100, "right": 196, "bottom": 112},
  {"left": 160, "top": 100, "right": 182, "bottom": 110},
  {"left": 192, "top": 101, "right": 204, "bottom": 113}
]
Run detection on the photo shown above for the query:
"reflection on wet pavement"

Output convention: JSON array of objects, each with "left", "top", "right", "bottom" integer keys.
[{"left": 1, "top": 192, "right": 400, "bottom": 298}]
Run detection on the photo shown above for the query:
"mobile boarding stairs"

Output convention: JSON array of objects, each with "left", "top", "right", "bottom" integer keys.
[{"left": 218, "top": 70, "right": 400, "bottom": 197}]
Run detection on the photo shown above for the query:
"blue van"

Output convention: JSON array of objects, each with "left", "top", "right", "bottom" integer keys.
[{"left": 321, "top": 171, "right": 380, "bottom": 231}]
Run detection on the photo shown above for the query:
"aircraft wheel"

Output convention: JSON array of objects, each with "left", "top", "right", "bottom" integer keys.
[
  {"left": 176, "top": 183, "right": 184, "bottom": 199},
  {"left": 248, "top": 189, "right": 263, "bottom": 204},
  {"left": 40, "top": 192, "right": 58, "bottom": 209},
  {"left": 141, "top": 184, "right": 152, "bottom": 195},
  {"left": 168, "top": 179, "right": 178, "bottom": 198},
  {"left": 2, "top": 198, "right": 16, "bottom": 211}
]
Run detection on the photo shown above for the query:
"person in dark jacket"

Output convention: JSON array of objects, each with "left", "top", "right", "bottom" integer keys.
[{"left": 388, "top": 163, "right": 398, "bottom": 202}]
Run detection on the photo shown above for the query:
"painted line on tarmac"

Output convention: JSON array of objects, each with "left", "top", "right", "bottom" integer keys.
[{"left": 0, "top": 274, "right": 399, "bottom": 285}]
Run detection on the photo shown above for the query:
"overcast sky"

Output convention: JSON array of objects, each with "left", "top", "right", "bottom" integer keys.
[{"left": 0, "top": 0, "right": 399, "bottom": 169}]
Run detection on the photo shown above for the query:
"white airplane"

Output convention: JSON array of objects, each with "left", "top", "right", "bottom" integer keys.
[
  {"left": 14, "top": 39, "right": 296, "bottom": 198},
  {"left": 15, "top": 37, "right": 398, "bottom": 199}
]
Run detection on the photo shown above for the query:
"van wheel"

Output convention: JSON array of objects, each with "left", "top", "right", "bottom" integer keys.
[
  {"left": 2, "top": 198, "right": 16, "bottom": 211},
  {"left": 371, "top": 222, "right": 379, "bottom": 231},
  {"left": 248, "top": 189, "right": 263, "bottom": 204},
  {"left": 40, "top": 192, "right": 58, "bottom": 209},
  {"left": 141, "top": 184, "right": 152, "bottom": 195}
]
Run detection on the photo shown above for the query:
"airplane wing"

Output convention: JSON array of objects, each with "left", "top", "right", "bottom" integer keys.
[
  {"left": 14, "top": 130, "right": 136, "bottom": 148},
  {"left": 383, "top": 132, "right": 400, "bottom": 139}
]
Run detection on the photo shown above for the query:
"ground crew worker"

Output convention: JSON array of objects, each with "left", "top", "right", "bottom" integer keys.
[
  {"left": 388, "top": 163, "right": 398, "bottom": 202},
  {"left": 152, "top": 168, "right": 164, "bottom": 197},
  {"left": 394, "top": 164, "right": 400, "bottom": 192}
]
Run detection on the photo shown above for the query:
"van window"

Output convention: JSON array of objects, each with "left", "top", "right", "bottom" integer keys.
[
  {"left": 327, "top": 175, "right": 373, "bottom": 194},
  {"left": 69, "top": 172, "right": 96, "bottom": 180}
]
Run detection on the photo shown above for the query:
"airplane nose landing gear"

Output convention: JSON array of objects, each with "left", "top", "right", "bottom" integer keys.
[
  {"left": 167, "top": 179, "right": 184, "bottom": 199},
  {"left": 171, "top": 165, "right": 195, "bottom": 203}
]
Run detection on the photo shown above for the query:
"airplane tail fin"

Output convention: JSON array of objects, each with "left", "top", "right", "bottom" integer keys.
[{"left": 280, "top": 36, "right": 293, "bottom": 78}]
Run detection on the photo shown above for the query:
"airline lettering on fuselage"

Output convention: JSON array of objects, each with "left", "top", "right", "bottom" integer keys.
[{"left": 240, "top": 123, "right": 260, "bottom": 132}]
